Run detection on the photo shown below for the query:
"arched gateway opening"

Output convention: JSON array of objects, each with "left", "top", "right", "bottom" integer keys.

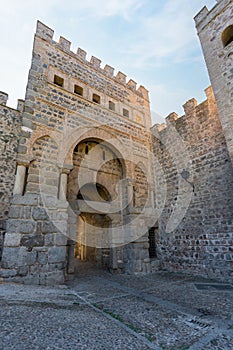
[{"left": 67, "top": 138, "right": 124, "bottom": 274}]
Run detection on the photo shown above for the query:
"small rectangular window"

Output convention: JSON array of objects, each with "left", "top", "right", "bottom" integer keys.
[
  {"left": 53, "top": 75, "right": 64, "bottom": 87},
  {"left": 109, "top": 101, "right": 115, "bottom": 111},
  {"left": 123, "top": 108, "right": 129, "bottom": 118},
  {"left": 93, "top": 93, "right": 100, "bottom": 104},
  {"left": 74, "top": 85, "right": 83, "bottom": 96}
]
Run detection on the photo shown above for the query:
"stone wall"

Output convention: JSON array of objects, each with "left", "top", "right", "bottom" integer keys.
[
  {"left": 1, "top": 193, "right": 68, "bottom": 284},
  {"left": 0, "top": 93, "right": 22, "bottom": 258},
  {"left": 152, "top": 86, "right": 233, "bottom": 281}
]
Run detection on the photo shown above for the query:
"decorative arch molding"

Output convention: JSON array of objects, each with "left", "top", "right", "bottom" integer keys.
[
  {"left": 62, "top": 126, "right": 130, "bottom": 177},
  {"left": 25, "top": 128, "right": 61, "bottom": 161},
  {"left": 134, "top": 160, "right": 148, "bottom": 176},
  {"left": 23, "top": 135, "right": 60, "bottom": 195}
]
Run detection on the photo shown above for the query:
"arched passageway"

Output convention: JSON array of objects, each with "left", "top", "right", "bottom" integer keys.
[{"left": 67, "top": 138, "right": 124, "bottom": 273}]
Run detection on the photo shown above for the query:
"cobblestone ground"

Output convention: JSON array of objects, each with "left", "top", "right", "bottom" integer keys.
[{"left": 0, "top": 261, "right": 233, "bottom": 350}]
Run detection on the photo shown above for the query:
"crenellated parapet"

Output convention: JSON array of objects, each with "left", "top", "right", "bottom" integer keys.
[
  {"left": 0, "top": 91, "right": 8, "bottom": 106},
  {"left": 151, "top": 86, "right": 217, "bottom": 135},
  {"left": 35, "top": 21, "right": 149, "bottom": 101},
  {"left": 0, "top": 91, "right": 25, "bottom": 113},
  {"left": 194, "top": 0, "right": 231, "bottom": 32}
]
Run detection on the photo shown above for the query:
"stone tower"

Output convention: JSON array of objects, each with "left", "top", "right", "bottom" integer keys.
[
  {"left": 194, "top": 0, "right": 233, "bottom": 163},
  {"left": 0, "top": 21, "right": 156, "bottom": 285}
]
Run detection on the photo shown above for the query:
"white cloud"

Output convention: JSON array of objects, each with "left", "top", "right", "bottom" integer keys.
[
  {"left": 122, "top": 0, "right": 216, "bottom": 67},
  {"left": 74, "top": 0, "right": 145, "bottom": 19}
]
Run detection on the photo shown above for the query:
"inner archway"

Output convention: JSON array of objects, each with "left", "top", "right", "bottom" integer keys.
[
  {"left": 75, "top": 212, "right": 111, "bottom": 267},
  {"left": 77, "top": 182, "right": 112, "bottom": 202},
  {"left": 67, "top": 138, "right": 124, "bottom": 273}
]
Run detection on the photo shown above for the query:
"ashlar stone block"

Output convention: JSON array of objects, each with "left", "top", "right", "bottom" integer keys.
[
  {"left": 48, "top": 246, "right": 66, "bottom": 263},
  {"left": 4, "top": 233, "right": 21, "bottom": 247}
]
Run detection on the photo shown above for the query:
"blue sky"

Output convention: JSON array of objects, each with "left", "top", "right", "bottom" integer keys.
[{"left": 0, "top": 0, "right": 216, "bottom": 124}]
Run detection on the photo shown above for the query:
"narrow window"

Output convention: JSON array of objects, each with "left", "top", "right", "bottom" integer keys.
[
  {"left": 102, "top": 150, "right": 106, "bottom": 161},
  {"left": 148, "top": 227, "right": 157, "bottom": 259},
  {"left": 85, "top": 145, "right": 89, "bottom": 155},
  {"left": 133, "top": 186, "right": 136, "bottom": 207},
  {"left": 22, "top": 166, "right": 29, "bottom": 196},
  {"left": 123, "top": 108, "right": 129, "bottom": 118},
  {"left": 109, "top": 101, "right": 115, "bottom": 111},
  {"left": 53, "top": 75, "right": 64, "bottom": 87},
  {"left": 92, "top": 93, "right": 100, "bottom": 104},
  {"left": 74, "top": 85, "right": 83, "bottom": 96},
  {"left": 222, "top": 25, "right": 233, "bottom": 48}
]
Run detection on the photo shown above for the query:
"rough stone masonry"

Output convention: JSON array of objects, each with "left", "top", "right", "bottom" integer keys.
[{"left": 0, "top": 0, "right": 232, "bottom": 285}]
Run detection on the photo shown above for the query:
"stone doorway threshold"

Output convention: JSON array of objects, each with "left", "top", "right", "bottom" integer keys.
[{"left": 74, "top": 259, "right": 111, "bottom": 278}]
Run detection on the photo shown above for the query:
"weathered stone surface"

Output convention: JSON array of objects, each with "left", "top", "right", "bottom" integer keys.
[
  {"left": 25, "top": 251, "right": 37, "bottom": 265},
  {"left": 53, "top": 221, "right": 67, "bottom": 234},
  {"left": 32, "top": 207, "right": 49, "bottom": 220},
  {"left": 37, "top": 251, "right": 47, "bottom": 265},
  {"left": 7, "top": 219, "right": 36, "bottom": 234},
  {"left": 0, "top": 268, "right": 17, "bottom": 278},
  {"left": 4, "top": 233, "right": 21, "bottom": 247},
  {"left": 48, "top": 246, "right": 66, "bottom": 263},
  {"left": 8, "top": 206, "right": 21, "bottom": 219},
  {"left": 39, "top": 195, "right": 58, "bottom": 208},
  {"left": 42, "top": 221, "right": 57, "bottom": 234},
  {"left": 54, "top": 233, "right": 67, "bottom": 246},
  {"left": 18, "top": 265, "right": 29, "bottom": 276},
  {"left": 1, "top": 247, "right": 27, "bottom": 268},
  {"left": 20, "top": 234, "right": 44, "bottom": 249},
  {"left": 38, "top": 271, "right": 65, "bottom": 285},
  {"left": 11, "top": 194, "right": 38, "bottom": 206},
  {"left": 44, "top": 233, "right": 54, "bottom": 246}
]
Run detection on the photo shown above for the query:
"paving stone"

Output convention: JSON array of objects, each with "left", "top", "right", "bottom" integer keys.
[{"left": 0, "top": 265, "right": 232, "bottom": 350}]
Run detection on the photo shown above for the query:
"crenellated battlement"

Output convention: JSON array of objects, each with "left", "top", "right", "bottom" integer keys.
[
  {"left": 194, "top": 0, "right": 231, "bottom": 31},
  {"left": 0, "top": 91, "right": 8, "bottom": 106},
  {"left": 35, "top": 21, "right": 149, "bottom": 100},
  {"left": 0, "top": 91, "right": 25, "bottom": 112},
  {"left": 152, "top": 86, "right": 216, "bottom": 135}
]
